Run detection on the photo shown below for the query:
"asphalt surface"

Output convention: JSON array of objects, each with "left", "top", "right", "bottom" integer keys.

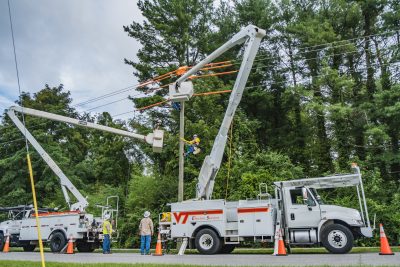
[{"left": 1, "top": 252, "right": 400, "bottom": 266}]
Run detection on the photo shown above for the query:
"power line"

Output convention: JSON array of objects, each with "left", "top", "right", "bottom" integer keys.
[{"left": 67, "top": 29, "right": 399, "bottom": 111}]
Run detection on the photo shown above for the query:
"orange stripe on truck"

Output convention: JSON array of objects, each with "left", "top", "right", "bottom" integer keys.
[
  {"left": 173, "top": 209, "right": 223, "bottom": 224},
  {"left": 237, "top": 207, "right": 269, "bottom": 213}
]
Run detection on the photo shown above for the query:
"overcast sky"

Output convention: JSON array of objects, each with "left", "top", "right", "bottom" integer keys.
[{"left": 0, "top": 0, "right": 144, "bottom": 119}]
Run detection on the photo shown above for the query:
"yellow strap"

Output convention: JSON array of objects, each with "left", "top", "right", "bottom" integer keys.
[{"left": 27, "top": 153, "right": 46, "bottom": 267}]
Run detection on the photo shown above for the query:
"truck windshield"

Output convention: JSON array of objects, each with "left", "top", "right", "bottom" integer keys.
[{"left": 310, "top": 188, "right": 324, "bottom": 205}]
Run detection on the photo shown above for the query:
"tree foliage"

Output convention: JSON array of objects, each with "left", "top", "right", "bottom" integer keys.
[{"left": 1, "top": 0, "right": 400, "bottom": 247}]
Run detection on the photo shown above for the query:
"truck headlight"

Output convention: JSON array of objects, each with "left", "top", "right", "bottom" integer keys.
[{"left": 352, "top": 219, "right": 363, "bottom": 225}]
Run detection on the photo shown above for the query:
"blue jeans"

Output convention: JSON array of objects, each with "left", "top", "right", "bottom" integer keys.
[
  {"left": 140, "top": 235, "right": 151, "bottom": 254},
  {"left": 103, "top": 234, "right": 111, "bottom": 253}
]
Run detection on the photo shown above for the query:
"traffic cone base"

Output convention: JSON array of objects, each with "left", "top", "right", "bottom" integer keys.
[
  {"left": 152, "top": 233, "right": 163, "bottom": 256},
  {"left": 66, "top": 236, "right": 74, "bottom": 254},
  {"left": 275, "top": 229, "right": 287, "bottom": 256},
  {"left": 379, "top": 224, "right": 394, "bottom": 255},
  {"left": 2, "top": 236, "right": 10, "bottom": 253}
]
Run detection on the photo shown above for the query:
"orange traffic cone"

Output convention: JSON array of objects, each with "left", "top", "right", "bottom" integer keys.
[
  {"left": 275, "top": 229, "right": 287, "bottom": 256},
  {"left": 66, "top": 236, "right": 74, "bottom": 254},
  {"left": 152, "top": 233, "right": 163, "bottom": 256},
  {"left": 379, "top": 224, "right": 394, "bottom": 255},
  {"left": 2, "top": 235, "right": 10, "bottom": 253}
]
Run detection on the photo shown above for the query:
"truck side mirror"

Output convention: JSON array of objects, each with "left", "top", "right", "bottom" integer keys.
[{"left": 302, "top": 188, "right": 308, "bottom": 202}]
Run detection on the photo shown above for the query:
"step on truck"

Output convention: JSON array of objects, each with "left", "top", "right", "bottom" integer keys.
[
  {"left": 0, "top": 106, "right": 163, "bottom": 252},
  {"left": 159, "top": 24, "right": 373, "bottom": 254}
]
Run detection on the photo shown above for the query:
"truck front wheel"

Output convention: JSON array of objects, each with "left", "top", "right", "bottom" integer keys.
[
  {"left": 0, "top": 233, "right": 4, "bottom": 251},
  {"left": 321, "top": 224, "right": 353, "bottom": 254},
  {"left": 49, "top": 232, "right": 67, "bottom": 253},
  {"left": 195, "top": 228, "right": 222, "bottom": 255}
]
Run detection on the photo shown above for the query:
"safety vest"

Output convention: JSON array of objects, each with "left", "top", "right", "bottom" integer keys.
[
  {"left": 103, "top": 220, "right": 112, "bottom": 235},
  {"left": 189, "top": 137, "right": 200, "bottom": 146}
]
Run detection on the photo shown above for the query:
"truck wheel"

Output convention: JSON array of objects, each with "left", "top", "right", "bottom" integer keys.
[
  {"left": 76, "top": 242, "right": 95, "bottom": 252},
  {"left": 195, "top": 228, "right": 222, "bottom": 255},
  {"left": 321, "top": 224, "right": 353, "bottom": 254},
  {"left": 49, "top": 232, "right": 67, "bottom": 253},
  {"left": 0, "top": 233, "right": 4, "bottom": 251},
  {"left": 23, "top": 244, "right": 36, "bottom": 252},
  {"left": 220, "top": 244, "right": 235, "bottom": 254}
]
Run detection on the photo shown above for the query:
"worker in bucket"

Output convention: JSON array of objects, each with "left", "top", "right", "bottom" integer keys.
[
  {"left": 102, "top": 212, "right": 113, "bottom": 254},
  {"left": 139, "top": 211, "right": 154, "bottom": 255},
  {"left": 182, "top": 134, "right": 201, "bottom": 158}
]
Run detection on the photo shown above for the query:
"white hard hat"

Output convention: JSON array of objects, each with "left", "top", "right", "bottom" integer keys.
[
  {"left": 144, "top": 211, "right": 150, "bottom": 218},
  {"left": 193, "top": 134, "right": 198, "bottom": 137},
  {"left": 104, "top": 212, "right": 111, "bottom": 220}
]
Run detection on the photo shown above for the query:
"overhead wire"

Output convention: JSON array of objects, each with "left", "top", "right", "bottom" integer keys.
[
  {"left": 1, "top": 30, "right": 399, "bottom": 145},
  {"left": 7, "top": 0, "right": 46, "bottom": 266}
]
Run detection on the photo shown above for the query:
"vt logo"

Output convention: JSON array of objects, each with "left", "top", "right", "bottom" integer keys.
[{"left": 173, "top": 212, "right": 189, "bottom": 224}]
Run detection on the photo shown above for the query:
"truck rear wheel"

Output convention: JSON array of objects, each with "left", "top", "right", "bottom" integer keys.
[
  {"left": 49, "top": 232, "right": 67, "bottom": 253},
  {"left": 220, "top": 244, "right": 235, "bottom": 254},
  {"left": 195, "top": 228, "right": 222, "bottom": 255},
  {"left": 321, "top": 224, "right": 353, "bottom": 254},
  {"left": 76, "top": 242, "right": 95, "bottom": 252},
  {"left": 23, "top": 244, "right": 36, "bottom": 252}
]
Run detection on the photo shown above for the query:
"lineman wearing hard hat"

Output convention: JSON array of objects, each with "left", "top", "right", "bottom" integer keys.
[
  {"left": 182, "top": 134, "right": 201, "bottom": 158},
  {"left": 102, "top": 212, "right": 113, "bottom": 254},
  {"left": 139, "top": 211, "right": 154, "bottom": 255}
]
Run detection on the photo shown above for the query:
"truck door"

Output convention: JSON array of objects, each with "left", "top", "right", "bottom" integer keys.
[{"left": 286, "top": 187, "right": 321, "bottom": 228}]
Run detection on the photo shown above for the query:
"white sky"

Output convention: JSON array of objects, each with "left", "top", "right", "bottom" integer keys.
[{"left": 0, "top": 0, "right": 144, "bottom": 120}]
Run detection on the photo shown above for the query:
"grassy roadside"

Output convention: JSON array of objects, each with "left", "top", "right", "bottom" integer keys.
[
  {"left": 9, "top": 246, "right": 400, "bottom": 254},
  {"left": 1, "top": 262, "right": 399, "bottom": 267}
]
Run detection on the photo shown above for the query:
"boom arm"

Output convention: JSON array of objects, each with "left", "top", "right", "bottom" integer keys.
[
  {"left": 7, "top": 105, "right": 164, "bottom": 211},
  {"left": 170, "top": 25, "right": 266, "bottom": 200}
]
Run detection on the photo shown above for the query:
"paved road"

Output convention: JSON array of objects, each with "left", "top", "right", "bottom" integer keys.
[{"left": 1, "top": 252, "right": 399, "bottom": 266}]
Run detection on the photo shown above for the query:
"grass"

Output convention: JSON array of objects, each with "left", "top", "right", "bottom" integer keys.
[
  {"left": 1, "top": 262, "right": 400, "bottom": 267},
  {"left": 8, "top": 246, "right": 400, "bottom": 254}
]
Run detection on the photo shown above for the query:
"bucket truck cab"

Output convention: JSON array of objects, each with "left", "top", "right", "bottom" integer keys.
[{"left": 160, "top": 165, "right": 373, "bottom": 254}]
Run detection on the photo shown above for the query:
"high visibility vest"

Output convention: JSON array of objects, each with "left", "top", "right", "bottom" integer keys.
[{"left": 103, "top": 220, "right": 112, "bottom": 235}]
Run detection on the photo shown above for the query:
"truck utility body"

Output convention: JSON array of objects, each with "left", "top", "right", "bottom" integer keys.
[
  {"left": 160, "top": 166, "right": 373, "bottom": 254},
  {"left": 162, "top": 24, "right": 373, "bottom": 254},
  {"left": 1, "top": 106, "right": 163, "bottom": 252},
  {"left": 0, "top": 206, "right": 101, "bottom": 252}
]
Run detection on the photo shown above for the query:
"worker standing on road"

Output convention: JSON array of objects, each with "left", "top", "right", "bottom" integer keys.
[
  {"left": 139, "top": 211, "right": 154, "bottom": 255},
  {"left": 102, "top": 213, "right": 112, "bottom": 254},
  {"left": 182, "top": 134, "right": 201, "bottom": 158}
]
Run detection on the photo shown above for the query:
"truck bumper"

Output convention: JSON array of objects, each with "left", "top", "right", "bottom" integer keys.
[{"left": 360, "top": 226, "right": 373, "bottom": 238}]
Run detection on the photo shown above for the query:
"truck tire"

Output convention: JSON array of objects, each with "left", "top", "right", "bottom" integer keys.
[
  {"left": 23, "top": 244, "right": 36, "bottom": 252},
  {"left": 321, "top": 224, "right": 353, "bottom": 254},
  {"left": 195, "top": 228, "right": 222, "bottom": 255},
  {"left": 0, "top": 233, "right": 4, "bottom": 251},
  {"left": 49, "top": 232, "right": 67, "bottom": 253},
  {"left": 76, "top": 242, "right": 95, "bottom": 252},
  {"left": 220, "top": 244, "right": 235, "bottom": 254}
]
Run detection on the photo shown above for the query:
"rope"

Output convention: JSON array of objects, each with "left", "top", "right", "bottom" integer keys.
[
  {"left": 225, "top": 119, "right": 234, "bottom": 199},
  {"left": 189, "top": 70, "right": 238, "bottom": 80},
  {"left": 136, "top": 89, "right": 233, "bottom": 111},
  {"left": 7, "top": 0, "right": 45, "bottom": 266}
]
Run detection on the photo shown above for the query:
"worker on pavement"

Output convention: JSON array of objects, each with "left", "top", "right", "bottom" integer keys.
[
  {"left": 139, "top": 211, "right": 154, "bottom": 255},
  {"left": 102, "top": 213, "right": 112, "bottom": 254},
  {"left": 182, "top": 134, "right": 201, "bottom": 158}
]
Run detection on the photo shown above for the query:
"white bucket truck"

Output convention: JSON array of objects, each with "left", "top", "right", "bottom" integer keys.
[
  {"left": 0, "top": 106, "right": 163, "bottom": 252},
  {"left": 160, "top": 25, "right": 373, "bottom": 254}
]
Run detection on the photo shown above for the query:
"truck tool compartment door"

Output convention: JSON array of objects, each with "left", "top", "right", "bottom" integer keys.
[{"left": 286, "top": 187, "right": 320, "bottom": 228}]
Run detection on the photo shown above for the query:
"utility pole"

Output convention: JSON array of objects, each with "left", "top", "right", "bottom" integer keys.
[{"left": 178, "top": 101, "right": 185, "bottom": 202}]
